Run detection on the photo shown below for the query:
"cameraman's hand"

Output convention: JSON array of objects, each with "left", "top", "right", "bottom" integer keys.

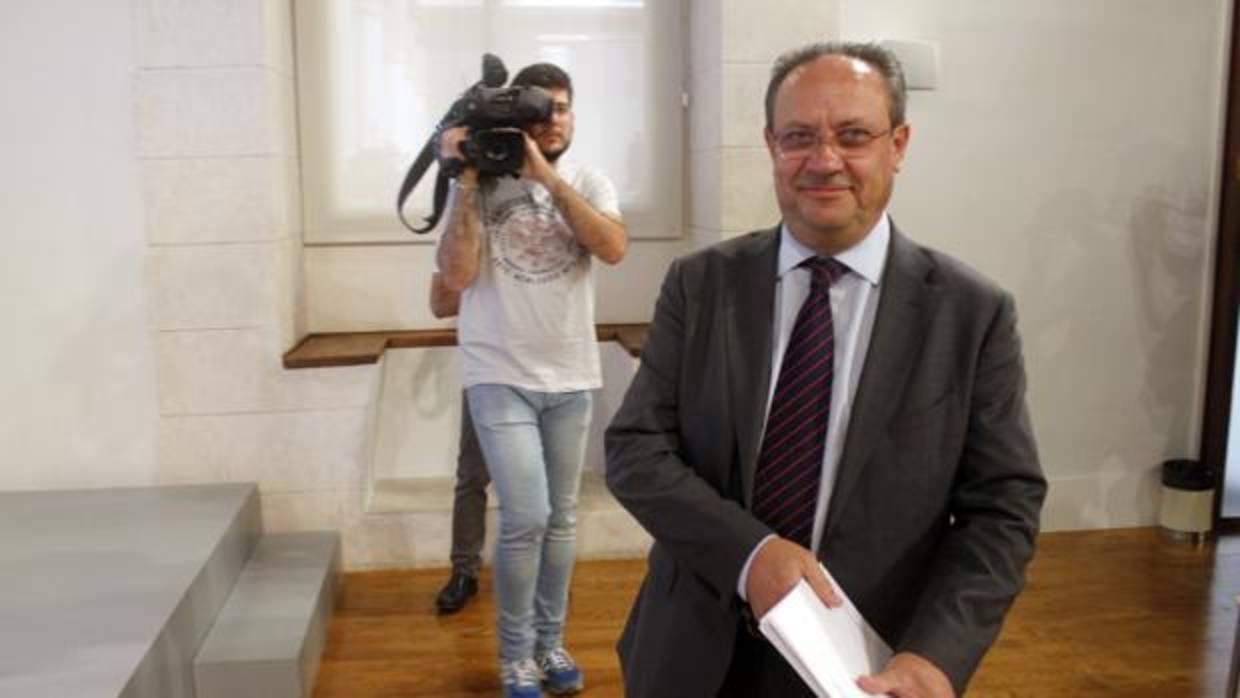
[
  {"left": 439, "top": 127, "right": 479, "bottom": 186},
  {"left": 439, "top": 126, "right": 469, "bottom": 160},
  {"left": 520, "top": 132, "right": 558, "bottom": 190}
]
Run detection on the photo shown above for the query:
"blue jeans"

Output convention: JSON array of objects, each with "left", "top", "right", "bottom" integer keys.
[{"left": 465, "top": 384, "right": 592, "bottom": 662}]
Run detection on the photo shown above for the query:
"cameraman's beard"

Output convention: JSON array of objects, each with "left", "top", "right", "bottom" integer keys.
[
  {"left": 541, "top": 138, "right": 570, "bottom": 165},
  {"left": 535, "top": 131, "right": 567, "bottom": 163}
]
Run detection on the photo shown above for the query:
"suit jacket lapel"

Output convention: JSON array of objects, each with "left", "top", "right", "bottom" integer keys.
[
  {"left": 823, "top": 226, "right": 937, "bottom": 543},
  {"left": 724, "top": 228, "right": 780, "bottom": 509}
]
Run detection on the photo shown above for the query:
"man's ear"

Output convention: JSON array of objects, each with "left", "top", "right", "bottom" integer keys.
[{"left": 891, "top": 122, "right": 911, "bottom": 172}]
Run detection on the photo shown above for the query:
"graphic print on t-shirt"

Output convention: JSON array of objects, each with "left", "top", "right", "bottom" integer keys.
[{"left": 485, "top": 189, "right": 584, "bottom": 284}]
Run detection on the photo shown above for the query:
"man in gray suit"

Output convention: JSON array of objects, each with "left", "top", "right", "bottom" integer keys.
[{"left": 605, "top": 41, "right": 1046, "bottom": 697}]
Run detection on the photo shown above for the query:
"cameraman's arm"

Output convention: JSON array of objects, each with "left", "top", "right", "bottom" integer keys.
[
  {"left": 429, "top": 271, "right": 460, "bottom": 319},
  {"left": 435, "top": 127, "right": 484, "bottom": 292},
  {"left": 522, "top": 135, "right": 627, "bottom": 265}
]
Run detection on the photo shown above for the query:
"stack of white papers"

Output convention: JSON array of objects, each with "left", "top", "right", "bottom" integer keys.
[{"left": 758, "top": 565, "right": 893, "bottom": 698}]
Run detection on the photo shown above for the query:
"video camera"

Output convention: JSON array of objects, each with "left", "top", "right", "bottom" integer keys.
[
  {"left": 446, "top": 83, "right": 553, "bottom": 177},
  {"left": 397, "top": 54, "right": 553, "bottom": 234}
]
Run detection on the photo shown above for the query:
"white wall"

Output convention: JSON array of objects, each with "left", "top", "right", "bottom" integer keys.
[
  {"left": 842, "top": 0, "right": 1232, "bottom": 529},
  {"left": 0, "top": 2, "right": 159, "bottom": 489}
]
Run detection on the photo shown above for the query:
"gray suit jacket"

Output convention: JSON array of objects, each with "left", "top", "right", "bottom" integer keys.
[{"left": 604, "top": 225, "right": 1046, "bottom": 697}]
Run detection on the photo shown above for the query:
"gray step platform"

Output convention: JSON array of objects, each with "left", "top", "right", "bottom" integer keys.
[
  {"left": 0, "top": 483, "right": 261, "bottom": 698},
  {"left": 194, "top": 531, "right": 341, "bottom": 698}
]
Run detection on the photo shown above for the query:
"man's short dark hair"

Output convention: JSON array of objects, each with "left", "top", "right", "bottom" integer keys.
[
  {"left": 764, "top": 41, "right": 907, "bottom": 130},
  {"left": 512, "top": 62, "right": 573, "bottom": 102}
]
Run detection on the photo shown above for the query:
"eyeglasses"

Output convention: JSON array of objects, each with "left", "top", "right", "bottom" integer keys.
[
  {"left": 772, "top": 125, "right": 894, "bottom": 159},
  {"left": 550, "top": 102, "right": 572, "bottom": 117}
]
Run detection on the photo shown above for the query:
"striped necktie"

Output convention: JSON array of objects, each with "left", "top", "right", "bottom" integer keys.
[{"left": 751, "top": 257, "right": 848, "bottom": 547}]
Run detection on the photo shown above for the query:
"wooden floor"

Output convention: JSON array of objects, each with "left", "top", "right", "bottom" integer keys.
[{"left": 312, "top": 528, "right": 1240, "bottom": 697}]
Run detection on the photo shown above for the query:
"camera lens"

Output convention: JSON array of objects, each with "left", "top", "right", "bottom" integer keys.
[
  {"left": 483, "top": 142, "right": 509, "bottom": 161},
  {"left": 469, "top": 129, "right": 525, "bottom": 176}
]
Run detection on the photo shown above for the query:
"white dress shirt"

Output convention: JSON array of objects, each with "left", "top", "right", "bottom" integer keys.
[{"left": 737, "top": 214, "right": 890, "bottom": 599}]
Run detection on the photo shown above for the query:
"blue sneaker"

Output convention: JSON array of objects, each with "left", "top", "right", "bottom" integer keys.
[
  {"left": 501, "top": 658, "right": 544, "bottom": 698},
  {"left": 536, "top": 647, "right": 585, "bottom": 694}
]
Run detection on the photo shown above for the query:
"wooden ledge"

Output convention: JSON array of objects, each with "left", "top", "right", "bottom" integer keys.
[{"left": 283, "top": 323, "right": 649, "bottom": 369}]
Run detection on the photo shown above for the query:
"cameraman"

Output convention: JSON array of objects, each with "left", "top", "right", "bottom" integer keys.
[{"left": 435, "top": 62, "right": 626, "bottom": 698}]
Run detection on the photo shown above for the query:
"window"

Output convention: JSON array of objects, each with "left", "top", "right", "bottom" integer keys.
[{"left": 294, "top": 0, "right": 685, "bottom": 243}]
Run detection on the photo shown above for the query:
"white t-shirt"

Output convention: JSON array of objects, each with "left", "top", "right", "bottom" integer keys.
[{"left": 457, "top": 161, "right": 620, "bottom": 392}]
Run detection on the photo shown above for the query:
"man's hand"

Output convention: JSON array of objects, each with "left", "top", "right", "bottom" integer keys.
[
  {"left": 520, "top": 131, "right": 559, "bottom": 189},
  {"left": 439, "top": 126, "right": 479, "bottom": 187},
  {"left": 439, "top": 126, "right": 469, "bottom": 160},
  {"left": 744, "top": 537, "right": 840, "bottom": 620},
  {"left": 856, "top": 652, "right": 955, "bottom": 698}
]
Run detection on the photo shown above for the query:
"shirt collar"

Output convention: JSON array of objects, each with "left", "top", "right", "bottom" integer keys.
[{"left": 777, "top": 213, "right": 890, "bottom": 287}]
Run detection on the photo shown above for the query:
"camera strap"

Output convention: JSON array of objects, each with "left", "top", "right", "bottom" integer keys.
[
  {"left": 396, "top": 129, "right": 469, "bottom": 235},
  {"left": 395, "top": 138, "right": 438, "bottom": 234}
]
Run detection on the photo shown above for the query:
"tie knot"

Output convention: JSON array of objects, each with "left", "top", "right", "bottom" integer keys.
[{"left": 801, "top": 257, "right": 848, "bottom": 288}]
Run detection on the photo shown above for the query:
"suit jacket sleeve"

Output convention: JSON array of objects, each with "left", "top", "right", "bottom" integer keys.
[
  {"left": 897, "top": 290, "right": 1046, "bottom": 692},
  {"left": 605, "top": 257, "right": 770, "bottom": 604}
]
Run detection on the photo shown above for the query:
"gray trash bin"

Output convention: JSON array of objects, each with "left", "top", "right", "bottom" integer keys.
[{"left": 1159, "top": 459, "right": 1216, "bottom": 543}]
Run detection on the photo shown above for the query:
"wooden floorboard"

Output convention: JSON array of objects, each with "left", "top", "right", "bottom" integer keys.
[{"left": 313, "top": 528, "right": 1240, "bottom": 697}]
